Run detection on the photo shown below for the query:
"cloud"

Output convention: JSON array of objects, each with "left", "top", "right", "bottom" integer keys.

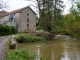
[
  {"left": 6, "top": 0, "right": 29, "bottom": 12},
  {"left": 5, "top": 0, "right": 71, "bottom": 15},
  {"left": 62, "top": 0, "right": 71, "bottom": 14}
]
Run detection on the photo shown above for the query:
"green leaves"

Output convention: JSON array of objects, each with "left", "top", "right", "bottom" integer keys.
[
  {"left": 0, "top": 24, "right": 16, "bottom": 36},
  {"left": 64, "top": 8, "right": 80, "bottom": 37},
  {"left": 15, "top": 34, "right": 45, "bottom": 43},
  {"left": 6, "top": 49, "right": 35, "bottom": 60},
  {"left": 77, "top": 3, "right": 80, "bottom": 8}
]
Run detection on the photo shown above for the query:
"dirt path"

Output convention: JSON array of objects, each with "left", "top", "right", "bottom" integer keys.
[{"left": 0, "top": 36, "right": 11, "bottom": 60}]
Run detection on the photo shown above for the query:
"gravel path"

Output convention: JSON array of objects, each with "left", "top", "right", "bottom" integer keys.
[{"left": 0, "top": 36, "right": 11, "bottom": 60}]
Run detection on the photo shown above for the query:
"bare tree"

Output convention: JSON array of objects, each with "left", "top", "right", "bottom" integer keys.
[{"left": 0, "top": 0, "right": 8, "bottom": 10}]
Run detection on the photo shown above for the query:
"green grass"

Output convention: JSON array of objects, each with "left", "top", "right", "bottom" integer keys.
[
  {"left": 6, "top": 49, "right": 36, "bottom": 60},
  {"left": 15, "top": 34, "right": 45, "bottom": 43}
]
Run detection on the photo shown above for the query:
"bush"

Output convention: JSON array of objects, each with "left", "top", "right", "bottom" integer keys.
[
  {"left": 36, "top": 31, "right": 52, "bottom": 40},
  {"left": 6, "top": 49, "right": 35, "bottom": 60},
  {"left": 36, "top": 26, "right": 43, "bottom": 30},
  {"left": 54, "top": 28, "right": 69, "bottom": 35},
  {"left": 15, "top": 34, "right": 45, "bottom": 43},
  {"left": 0, "top": 24, "right": 16, "bottom": 36},
  {"left": 69, "top": 27, "right": 80, "bottom": 39}
]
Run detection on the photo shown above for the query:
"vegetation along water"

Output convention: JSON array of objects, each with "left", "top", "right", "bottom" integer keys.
[
  {"left": 6, "top": 35, "right": 80, "bottom": 60},
  {"left": 18, "top": 35, "right": 80, "bottom": 60},
  {"left": 1, "top": 0, "right": 80, "bottom": 60}
]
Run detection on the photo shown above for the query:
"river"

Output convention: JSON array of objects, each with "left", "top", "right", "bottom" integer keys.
[{"left": 18, "top": 35, "right": 80, "bottom": 60}]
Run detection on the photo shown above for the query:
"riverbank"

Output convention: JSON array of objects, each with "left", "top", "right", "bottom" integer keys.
[
  {"left": 5, "top": 32, "right": 52, "bottom": 60},
  {"left": 6, "top": 39, "right": 46, "bottom": 60},
  {"left": 5, "top": 35, "right": 80, "bottom": 60},
  {"left": 14, "top": 35, "right": 80, "bottom": 60},
  {"left": 6, "top": 49, "right": 36, "bottom": 60},
  {"left": 15, "top": 31, "right": 52, "bottom": 43}
]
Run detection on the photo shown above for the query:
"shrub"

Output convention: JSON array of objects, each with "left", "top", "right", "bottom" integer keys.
[
  {"left": 54, "top": 28, "right": 69, "bottom": 35},
  {"left": 15, "top": 34, "right": 45, "bottom": 43},
  {"left": 6, "top": 49, "right": 35, "bottom": 60},
  {"left": 0, "top": 24, "right": 16, "bottom": 36},
  {"left": 69, "top": 27, "right": 80, "bottom": 39},
  {"left": 36, "top": 26, "right": 43, "bottom": 30},
  {"left": 36, "top": 31, "right": 52, "bottom": 40}
]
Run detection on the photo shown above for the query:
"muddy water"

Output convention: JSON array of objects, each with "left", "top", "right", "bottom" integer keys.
[{"left": 18, "top": 35, "right": 80, "bottom": 60}]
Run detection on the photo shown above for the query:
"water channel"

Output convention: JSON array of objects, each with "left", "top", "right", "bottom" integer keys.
[{"left": 18, "top": 35, "right": 80, "bottom": 60}]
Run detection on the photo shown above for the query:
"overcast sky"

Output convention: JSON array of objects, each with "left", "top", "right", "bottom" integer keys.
[{"left": 4, "top": 0, "right": 71, "bottom": 15}]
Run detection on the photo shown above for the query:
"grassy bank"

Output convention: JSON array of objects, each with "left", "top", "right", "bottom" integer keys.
[
  {"left": 6, "top": 49, "right": 36, "bottom": 60},
  {"left": 6, "top": 33, "right": 48, "bottom": 60},
  {"left": 15, "top": 34, "right": 46, "bottom": 43},
  {"left": 6, "top": 40, "right": 36, "bottom": 60},
  {"left": 6, "top": 40, "right": 46, "bottom": 60}
]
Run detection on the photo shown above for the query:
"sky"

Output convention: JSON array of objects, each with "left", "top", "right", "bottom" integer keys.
[
  {"left": 3, "top": 0, "right": 71, "bottom": 15},
  {"left": 62, "top": 0, "right": 71, "bottom": 14}
]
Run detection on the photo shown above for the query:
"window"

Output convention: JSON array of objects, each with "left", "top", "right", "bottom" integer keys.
[
  {"left": 27, "top": 18, "right": 29, "bottom": 22},
  {"left": 27, "top": 24, "right": 29, "bottom": 28},
  {"left": 27, "top": 14, "right": 29, "bottom": 16},
  {"left": 9, "top": 14, "right": 14, "bottom": 21}
]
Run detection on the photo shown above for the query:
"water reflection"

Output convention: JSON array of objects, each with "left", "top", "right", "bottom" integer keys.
[
  {"left": 36, "top": 45, "right": 41, "bottom": 60},
  {"left": 18, "top": 35, "right": 80, "bottom": 60}
]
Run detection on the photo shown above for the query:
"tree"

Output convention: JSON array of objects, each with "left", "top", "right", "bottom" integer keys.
[
  {"left": 39, "top": 0, "right": 53, "bottom": 32},
  {"left": 25, "top": 0, "right": 64, "bottom": 39},
  {"left": 0, "top": 0, "right": 8, "bottom": 10},
  {"left": 25, "top": 0, "right": 53, "bottom": 31},
  {"left": 63, "top": 0, "right": 80, "bottom": 38},
  {"left": 53, "top": 0, "right": 64, "bottom": 34}
]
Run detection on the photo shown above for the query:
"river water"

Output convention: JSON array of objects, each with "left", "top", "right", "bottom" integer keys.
[{"left": 18, "top": 35, "right": 80, "bottom": 60}]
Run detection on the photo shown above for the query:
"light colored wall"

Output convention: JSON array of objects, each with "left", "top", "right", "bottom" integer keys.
[
  {"left": 0, "top": 17, "right": 3, "bottom": 23},
  {"left": 14, "top": 13, "right": 20, "bottom": 31},
  {"left": 18, "top": 7, "right": 36, "bottom": 32},
  {"left": 7, "top": 22, "right": 16, "bottom": 27},
  {"left": 0, "top": 16, "right": 9, "bottom": 24}
]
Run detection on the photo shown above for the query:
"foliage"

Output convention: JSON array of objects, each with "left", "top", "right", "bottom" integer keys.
[
  {"left": 15, "top": 34, "right": 45, "bottom": 43},
  {"left": 0, "top": 24, "right": 16, "bottom": 36},
  {"left": 36, "top": 31, "right": 52, "bottom": 40},
  {"left": 6, "top": 49, "right": 36, "bottom": 60},
  {"left": 54, "top": 27, "right": 69, "bottom": 35},
  {"left": 36, "top": 26, "right": 43, "bottom": 30},
  {"left": 38, "top": 0, "right": 64, "bottom": 39},
  {"left": 63, "top": 2, "right": 80, "bottom": 38},
  {"left": 54, "top": 15, "right": 65, "bottom": 35},
  {"left": 39, "top": 1, "right": 53, "bottom": 32},
  {"left": 6, "top": 48, "right": 47, "bottom": 60}
]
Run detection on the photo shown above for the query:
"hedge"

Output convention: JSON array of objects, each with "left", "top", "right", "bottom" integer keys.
[{"left": 0, "top": 24, "right": 16, "bottom": 36}]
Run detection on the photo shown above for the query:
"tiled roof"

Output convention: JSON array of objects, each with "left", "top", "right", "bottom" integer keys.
[
  {"left": 0, "top": 6, "right": 36, "bottom": 17},
  {"left": 9, "top": 7, "right": 25, "bottom": 14},
  {"left": 0, "top": 10, "right": 9, "bottom": 17},
  {"left": 9, "top": 6, "right": 36, "bottom": 14}
]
